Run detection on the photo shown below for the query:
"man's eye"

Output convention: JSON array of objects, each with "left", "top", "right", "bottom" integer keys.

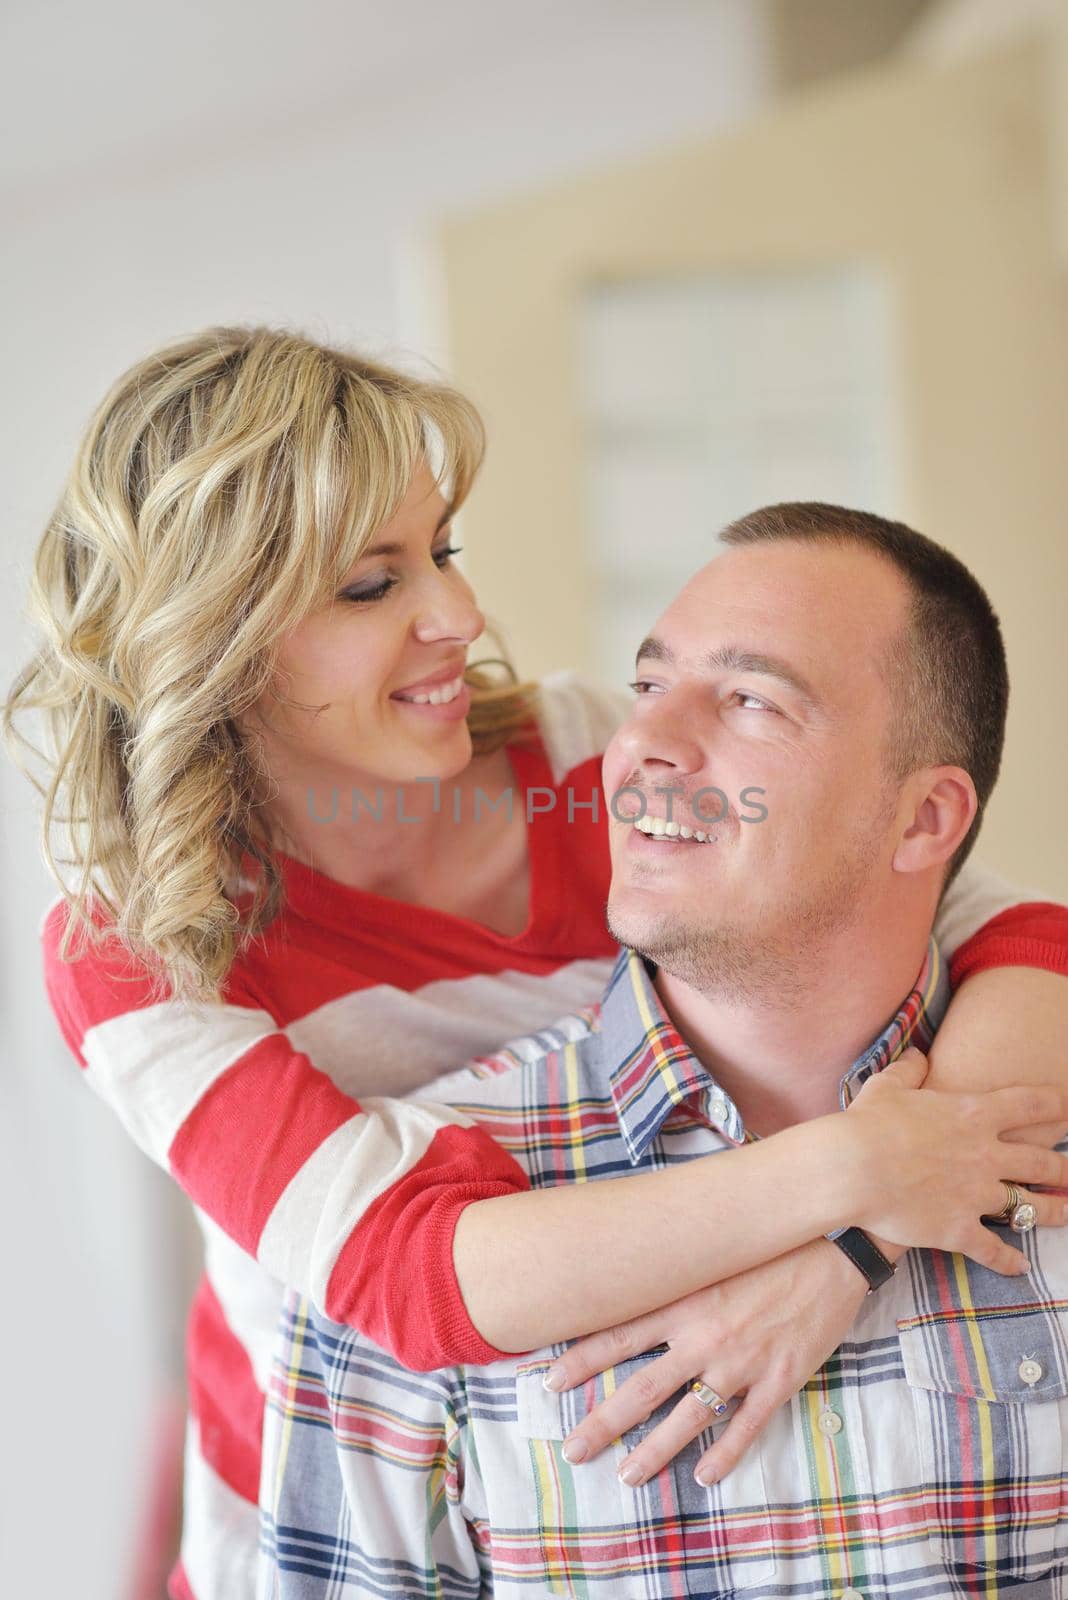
[
  {"left": 627, "top": 679, "right": 664, "bottom": 696},
  {"left": 733, "top": 691, "right": 778, "bottom": 713}
]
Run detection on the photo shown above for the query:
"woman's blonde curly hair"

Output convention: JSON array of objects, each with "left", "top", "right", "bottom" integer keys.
[{"left": 3, "top": 325, "right": 540, "bottom": 1006}]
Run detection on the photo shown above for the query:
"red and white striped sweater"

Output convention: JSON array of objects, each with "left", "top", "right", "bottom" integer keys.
[{"left": 39, "top": 674, "right": 1068, "bottom": 1600}]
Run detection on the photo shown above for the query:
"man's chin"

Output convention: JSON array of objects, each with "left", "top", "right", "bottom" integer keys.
[{"left": 606, "top": 898, "right": 687, "bottom": 964}]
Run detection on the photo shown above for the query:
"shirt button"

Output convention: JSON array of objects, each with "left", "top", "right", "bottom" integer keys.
[
  {"left": 1019, "top": 1358, "right": 1043, "bottom": 1386},
  {"left": 840, "top": 1590, "right": 864, "bottom": 1600},
  {"left": 818, "top": 1408, "right": 843, "bottom": 1436},
  {"left": 707, "top": 1093, "right": 730, "bottom": 1124}
]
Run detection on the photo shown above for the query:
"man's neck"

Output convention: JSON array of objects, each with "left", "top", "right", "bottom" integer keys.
[{"left": 653, "top": 913, "right": 933, "bottom": 1138}]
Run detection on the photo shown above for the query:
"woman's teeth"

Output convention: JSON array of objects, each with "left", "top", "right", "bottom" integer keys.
[
  {"left": 632, "top": 814, "right": 717, "bottom": 843},
  {"left": 397, "top": 673, "right": 465, "bottom": 705}
]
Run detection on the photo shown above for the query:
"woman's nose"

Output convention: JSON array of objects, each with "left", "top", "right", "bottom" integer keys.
[{"left": 412, "top": 568, "right": 485, "bottom": 646}]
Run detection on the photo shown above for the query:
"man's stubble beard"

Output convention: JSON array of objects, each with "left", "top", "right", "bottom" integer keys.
[{"left": 606, "top": 797, "right": 895, "bottom": 1010}]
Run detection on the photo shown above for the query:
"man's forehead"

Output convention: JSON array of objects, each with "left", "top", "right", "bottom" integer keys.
[
  {"left": 642, "top": 540, "right": 908, "bottom": 699},
  {"left": 668, "top": 541, "right": 906, "bottom": 637}
]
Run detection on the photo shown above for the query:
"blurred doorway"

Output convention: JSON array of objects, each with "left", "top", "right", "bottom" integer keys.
[{"left": 441, "top": 33, "right": 1068, "bottom": 899}]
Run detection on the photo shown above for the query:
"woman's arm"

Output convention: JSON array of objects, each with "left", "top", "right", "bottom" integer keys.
[
  {"left": 45, "top": 856, "right": 1068, "bottom": 1369},
  {"left": 540, "top": 889, "right": 1068, "bottom": 1482},
  {"left": 863, "top": 964, "right": 1068, "bottom": 1271},
  {"left": 929, "top": 965, "right": 1068, "bottom": 1101},
  {"left": 541, "top": 965, "right": 1068, "bottom": 1485},
  {"left": 454, "top": 1052, "right": 1068, "bottom": 1351},
  {"left": 48, "top": 895, "right": 966, "bottom": 1371},
  {"left": 547, "top": 969, "right": 1068, "bottom": 1486},
  {"left": 454, "top": 862, "right": 1068, "bottom": 1349},
  {"left": 41, "top": 897, "right": 534, "bottom": 1371},
  {"left": 860, "top": 861, "right": 1068, "bottom": 1264}
]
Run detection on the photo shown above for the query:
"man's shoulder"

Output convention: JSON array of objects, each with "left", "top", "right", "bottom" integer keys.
[
  {"left": 300, "top": 1298, "right": 474, "bottom": 1410},
  {"left": 406, "top": 1002, "right": 604, "bottom": 1109}
]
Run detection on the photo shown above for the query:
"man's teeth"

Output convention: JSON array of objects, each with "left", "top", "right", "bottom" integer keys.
[
  {"left": 399, "top": 673, "right": 465, "bottom": 705},
  {"left": 632, "top": 815, "right": 716, "bottom": 843}
]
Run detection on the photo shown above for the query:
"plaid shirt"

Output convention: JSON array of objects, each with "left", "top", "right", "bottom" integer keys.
[{"left": 259, "top": 940, "right": 1068, "bottom": 1599}]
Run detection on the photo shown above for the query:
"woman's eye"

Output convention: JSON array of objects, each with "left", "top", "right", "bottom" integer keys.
[
  {"left": 340, "top": 576, "right": 398, "bottom": 604},
  {"left": 339, "top": 544, "right": 463, "bottom": 604}
]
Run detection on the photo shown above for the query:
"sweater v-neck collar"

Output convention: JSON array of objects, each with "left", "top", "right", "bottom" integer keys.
[{"left": 272, "top": 734, "right": 557, "bottom": 949}]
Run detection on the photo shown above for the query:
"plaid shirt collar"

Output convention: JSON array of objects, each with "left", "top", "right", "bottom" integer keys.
[{"left": 601, "top": 936, "right": 950, "bottom": 1165}]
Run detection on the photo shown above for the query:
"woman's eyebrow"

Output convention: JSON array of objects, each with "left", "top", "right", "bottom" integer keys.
[
  {"left": 356, "top": 506, "right": 455, "bottom": 561},
  {"left": 635, "top": 635, "right": 822, "bottom": 711}
]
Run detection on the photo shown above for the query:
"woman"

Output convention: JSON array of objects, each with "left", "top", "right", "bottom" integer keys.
[{"left": 6, "top": 325, "right": 1068, "bottom": 1600}]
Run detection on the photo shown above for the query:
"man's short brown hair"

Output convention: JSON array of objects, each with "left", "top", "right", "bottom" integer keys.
[{"left": 720, "top": 503, "right": 1009, "bottom": 888}]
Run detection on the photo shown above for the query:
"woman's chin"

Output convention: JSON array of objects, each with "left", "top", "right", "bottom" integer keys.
[{"left": 398, "top": 724, "right": 474, "bottom": 784}]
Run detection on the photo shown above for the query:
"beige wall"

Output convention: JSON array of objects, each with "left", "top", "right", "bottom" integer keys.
[
  {"left": 441, "top": 36, "right": 1068, "bottom": 899},
  {"left": 1056, "top": 0, "right": 1068, "bottom": 260}
]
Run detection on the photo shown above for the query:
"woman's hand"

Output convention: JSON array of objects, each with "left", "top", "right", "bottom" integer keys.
[
  {"left": 546, "top": 1237, "right": 870, "bottom": 1487},
  {"left": 840, "top": 1047, "right": 1068, "bottom": 1273},
  {"left": 542, "top": 1048, "right": 1068, "bottom": 1487}
]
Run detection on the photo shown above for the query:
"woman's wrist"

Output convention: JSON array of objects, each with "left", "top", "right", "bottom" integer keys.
[
  {"left": 716, "top": 1110, "right": 885, "bottom": 1249},
  {"left": 799, "top": 1109, "right": 882, "bottom": 1234},
  {"left": 814, "top": 1104, "right": 908, "bottom": 1272},
  {"left": 776, "top": 1115, "right": 908, "bottom": 1281}
]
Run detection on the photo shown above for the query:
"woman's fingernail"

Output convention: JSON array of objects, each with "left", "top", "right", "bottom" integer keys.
[
  {"left": 618, "top": 1461, "right": 643, "bottom": 1486},
  {"left": 695, "top": 1467, "right": 716, "bottom": 1487},
  {"left": 561, "top": 1438, "right": 589, "bottom": 1464},
  {"left": 543, "top": 1366, "right": 565, "bottom": 1391}
]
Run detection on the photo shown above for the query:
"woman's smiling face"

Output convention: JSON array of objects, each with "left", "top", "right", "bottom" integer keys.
[{"left": 243, "top": 460, "right": 486, "bottom": 794}]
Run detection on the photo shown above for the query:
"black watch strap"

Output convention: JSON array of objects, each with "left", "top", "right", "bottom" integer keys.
[{"left": 825, "top": 1225, "right": 897, "bottom": 1293}]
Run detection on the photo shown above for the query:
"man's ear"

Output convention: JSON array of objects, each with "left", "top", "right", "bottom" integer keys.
[{"left": 892, "top": 766, "right": 978, "bottom": 876}]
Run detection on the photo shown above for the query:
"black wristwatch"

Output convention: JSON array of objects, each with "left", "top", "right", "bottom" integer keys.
[{"left": 825, "top": 1225, "right": 897, "bottom": 1293}]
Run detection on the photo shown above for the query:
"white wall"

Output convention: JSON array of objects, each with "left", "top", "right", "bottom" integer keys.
[{"left": 0, "top": 5, "right": 770, "bottom": 1595}]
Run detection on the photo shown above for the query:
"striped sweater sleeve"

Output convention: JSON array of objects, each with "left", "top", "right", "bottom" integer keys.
[
  {"left": 934, "top": 858, "right": 1068, "bottom": 982},
  {"left": 40, "top": 899, "right": 527, "bottom": 1371}
]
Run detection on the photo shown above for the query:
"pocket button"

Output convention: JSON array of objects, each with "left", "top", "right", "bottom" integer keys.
[
  {"left": 1019, "top": 1358, "right": 1043, "bottom": 1385},
  {"left": 840, "top": 1589, "right": 865, "bottom": 1600}
]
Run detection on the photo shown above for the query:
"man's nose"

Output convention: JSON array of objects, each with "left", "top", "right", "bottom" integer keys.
[{"left": 615, "top": 694, "right": 707, "bottom": 776}]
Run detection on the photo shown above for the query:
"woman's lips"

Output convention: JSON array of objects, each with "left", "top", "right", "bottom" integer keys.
[
  {"left": 391, "top": 680, "right": 472, "bottom": 722},
  {"left": 392, "top": 669, "right": 466, "bottom": 705}
]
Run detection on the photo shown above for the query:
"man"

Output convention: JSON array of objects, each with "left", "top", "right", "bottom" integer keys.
[{"left": 259, "top": 505, "right": 1068, "bottom": 1598}]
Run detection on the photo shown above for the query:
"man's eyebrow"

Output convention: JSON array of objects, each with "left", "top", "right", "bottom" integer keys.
[
  {"left": 635, "top": 635, "right": 672, "bottom": 666},
  {"left": 635, "top": 635, "right": 821, "bottom": 709},
  {"left": 356, "top": 505, "right": 454, "bottom": 561}
]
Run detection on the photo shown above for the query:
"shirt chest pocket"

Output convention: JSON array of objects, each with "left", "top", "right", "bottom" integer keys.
[
  {"left": 898, "top": 1303, "right": 1068, "bottom": 1582},
  {"left": 512, "top": 1354, "right": 777, "bottom": 1599}
]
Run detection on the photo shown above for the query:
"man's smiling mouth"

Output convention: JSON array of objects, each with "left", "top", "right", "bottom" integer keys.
[{"left": 632, "top": 815, "right": 719, "bottom": 844}]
